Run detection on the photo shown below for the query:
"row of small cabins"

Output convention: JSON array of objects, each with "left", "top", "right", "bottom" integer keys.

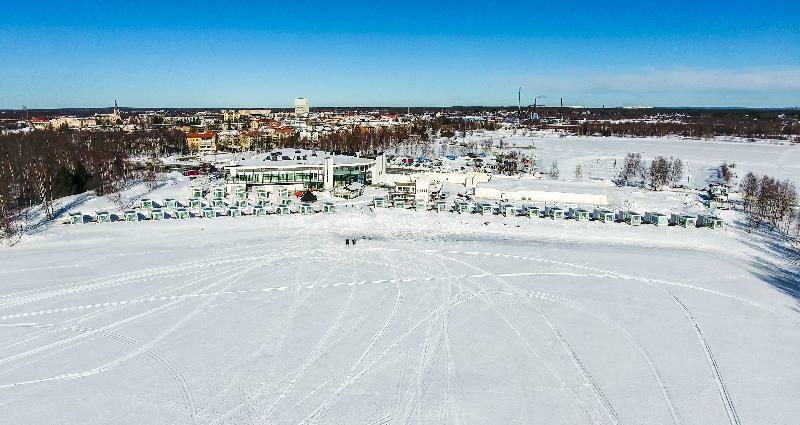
[
  {"left": 66, "top": 183, "right": 724, "bottom": 230},
  {"left": 371, "top": 196, "right": 726, "bottom": 229},
  {"left": 67, "top": 184, "right": 321, "bottom": 223},
  {"left": 68, "top": 197, "right": 723, "bottom": 229},
  {"left": 68, "top": 200, "right": 338, "bottom": 223}
]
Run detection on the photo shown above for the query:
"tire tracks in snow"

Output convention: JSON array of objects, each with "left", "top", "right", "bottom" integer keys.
[
  {"left": 0, "top": 243, "right": 328, "bottom": 312},
  {"left": 296, "top": 290, "right": 478, "bottom": 425},
  {"left": 206, "top": 237, "right": 388, "bottom": 424},
  {"left": 670, "top": 295, "right": 741, "bottom": 425},
  {"left": 0, "top": 272, "right": 611, "bottom": 322},
  {"left": 428, "top": 251, "right": 605, "bottom": 425},
  {"left": 0, "top": 258, "right": 274, "bottom": 423},
  {"left": 423, "top": 249, "right": 800, "bottom": 328}
]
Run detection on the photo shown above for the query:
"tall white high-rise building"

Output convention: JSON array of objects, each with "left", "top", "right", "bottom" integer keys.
[{"left": 294, "top": 97, "right": 309, "bottom": 116}]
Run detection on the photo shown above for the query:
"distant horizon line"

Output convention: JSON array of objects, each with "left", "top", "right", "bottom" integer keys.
[{"left": 2, "top": 105, "right": 799, "bottom": 112}]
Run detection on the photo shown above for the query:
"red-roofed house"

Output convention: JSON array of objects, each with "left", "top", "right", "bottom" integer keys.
[{"left": 30, "top": 117, "right": 51, "bottom": 130}]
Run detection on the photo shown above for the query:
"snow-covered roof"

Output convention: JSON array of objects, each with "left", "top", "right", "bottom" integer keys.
[
  {"left": 346, "top": 182, "right": 364, "bottom": 191},
  {"left": 479, "top": 177, "right": 613, "bottom": 196},
  {"left": 227, "top": 149, "right": 374, "bottom": 169}
]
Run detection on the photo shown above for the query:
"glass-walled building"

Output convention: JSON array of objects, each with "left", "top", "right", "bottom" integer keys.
[{"left": 225, "top": 149, "right": 379, "bottom": 190}]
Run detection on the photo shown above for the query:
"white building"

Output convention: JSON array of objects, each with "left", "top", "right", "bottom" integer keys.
[
  {"left": 224, "top": 149, "right": 385, "bottom": 192},
  {"left": 294, "top": 98, "right": 310, "bottom": 117}
]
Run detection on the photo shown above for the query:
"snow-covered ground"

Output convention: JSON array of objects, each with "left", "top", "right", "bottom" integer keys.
[
  {"left": 2, "top": 194, "right": 799, "bottom": 424},
  {"left": 1, "top": 135, "right": 799, "bottom": 424},
  {"left": 462, "top": 130, "right": 800, "bottom": 187}
]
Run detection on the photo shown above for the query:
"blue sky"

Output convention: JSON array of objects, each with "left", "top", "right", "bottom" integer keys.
[{"left": 1, "top": 1, "right": 798, "bottom": 108}]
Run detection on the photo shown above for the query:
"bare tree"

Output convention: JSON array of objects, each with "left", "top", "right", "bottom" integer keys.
[
  {"left": 649, "top": 156, "right": 671, "bottom": 190},
  {"left": 574, "top": 164, "right": 583, "bottom": 181},
  {"left": 740, "top": 172, "right": 758, "bottom": 211},
  {"left": 549, "top": 160, "right": 560, "bottom": 180},
  {"left": 720, "top": 162, "right": 734, "bottom": 183},
  {"left": 669, "top": 157, "right": 683, "bottom": 187},
  {"left": 619, "top": 153, "right": 644, "bottom": 185}
]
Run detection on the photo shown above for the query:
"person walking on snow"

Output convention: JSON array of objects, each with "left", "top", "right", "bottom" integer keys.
[{"left": 345, "top": 239, "right": 350, "bottom": 247}]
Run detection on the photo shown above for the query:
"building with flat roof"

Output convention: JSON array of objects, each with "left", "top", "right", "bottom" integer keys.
[
  {"left": 294, "top": 98, "right": 309, "bottom": 117},
  {"left": 224, "top": 149, "right": 385, "bottom": 191}
]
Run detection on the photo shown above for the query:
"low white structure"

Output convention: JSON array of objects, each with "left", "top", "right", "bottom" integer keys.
[
  {"left": 474, "top": 177, "right": 609, "bottom": 205},
  {"left": 384, "top": 171, "right": 487, "bottom": 189}
]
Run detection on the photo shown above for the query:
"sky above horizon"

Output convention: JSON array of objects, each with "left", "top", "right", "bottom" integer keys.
[{"left": 1, "top": 1, "right": 799, "bottom": 109}]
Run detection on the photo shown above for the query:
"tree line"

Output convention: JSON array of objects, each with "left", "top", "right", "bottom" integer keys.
[
  {"left": 276, "top": 123, "right": 434, "bottom": 155},
  {"left": 577, "top": 120, "right": 800, "bottom": 141},
  {"left": 0, "top": 128, "right": 187, "bottom": 242},
  {"left": 740, "top": 172, "right": 799, "bottom": 235},
  {"left": 617, "top": 153, "right": 684, "bottom": 189}
]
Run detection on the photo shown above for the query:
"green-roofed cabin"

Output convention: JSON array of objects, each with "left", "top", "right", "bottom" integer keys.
[
  {"left": 151, "top": 209, "right": 165, "bottom": 220},
  {"left": 164, "top": 198, "right": 178, "bottom": 209},
  {"left": 252, "top": 205, "right": 266, "bottom": 216},
  {"left": 213, "top": 187, "right": 226, "bottom": 199},
  {"left": 256, "top": 188, "right": 269, "bottom": 200},
  {"left": 435, "top": 200, "right": 448, "bottom": 212},
  {"left": 393, "top": 199, "right": 406, "bottom": 209},
  {"left": 202, "top": 207, "right": 216, "bottom": 218},
  {"left": 124, "top": 210, "right": 139, "bottom": 222},
  {"left": 276, "top": 204, "right": 291, "bottom": 215},
  {"left": 300, "top": 203, "right": 314, "bottom": 215},
  {"left": 211, "top": 198, "right": 225, "bottom": 209},
  {"left": 478, "top": 203, "right": 494, "bottom": 215},
  {"left": 188, "top": 198, "right": 202, "bottom": 209},
  {"left": 524, "top": 205, "right": 541, "bottom": 218},
  {"left": 414, "top": 200, "right": 427, "bottom": 211},
  {"left": 593, "top": 209, "right": 615, "bottom": 223},
  {"left": 699, "top": 215, "right": 725, "bottom": 230},
  {"left": 175, "top": 208, "right": 190, "bottom": 219},
  {"left": 547, "top": 206, "right": 565, "bottom": 220},
  {"left": 569, "top": 208, "right": 590, "bottom": 221},
  {"left": 672, "top": 214, "right": 696, "bottom": 228},
  {"left": 69, "top": 212, "right": 84, "bottom": 224},
  {"left": 234, "top": 199, "right": 248, "bottom": 208},
  {"left": 501, "top": 204, "right": 516, "bottom": 217},
  {"left": 235, "top": 189, "right": 247, "bottom": 200},
  {"left": 622, "top": 211, "right": 642, "bottom": 226},
  {"left": 455, "top": 201, "right": 470, "bottom": 214},
  {"left": 323, "top": 202, "right": 336, "bottom": 214},
  {"left": 140, "top": 199, "right": 153, "bottom": 210},
  {"left": 373, "top": 196, "right": 385, "bottom": 208},
  {"left": 646, "top": 212, "right": 669, "bottom": 226},
  {"left": 96, "top": 211, "right": 111, "bottom": 223},
  {"left": 190, "top": 187, "right": 203, "bottom": 198},
  {"left": 227, "top": 206, "right": 242, "bottom": 217}
]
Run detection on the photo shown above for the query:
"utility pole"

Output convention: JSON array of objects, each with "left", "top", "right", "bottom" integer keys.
[{"left": 517, "top": 87, "right": 522, "bottom": 122}]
